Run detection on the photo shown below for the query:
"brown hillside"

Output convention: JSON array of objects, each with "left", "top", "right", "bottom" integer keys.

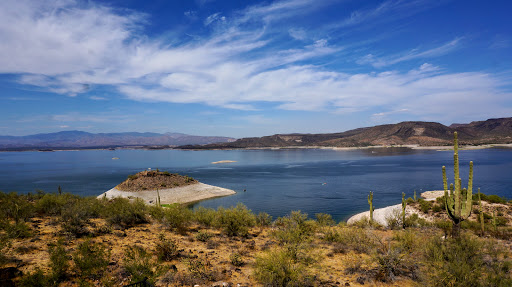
[
  {"left": 115, "top": 170, "right": 197, "bottom": 191},
  {"left": 179, "top": 117, "right": 512, "bottom": 149}
]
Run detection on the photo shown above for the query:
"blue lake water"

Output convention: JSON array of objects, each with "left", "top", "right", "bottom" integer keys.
[{"left": 0, "top": 148, "right": 511, "bottom": 221}]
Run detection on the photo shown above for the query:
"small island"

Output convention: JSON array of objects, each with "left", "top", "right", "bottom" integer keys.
[{"left": 97, "top": 170, "right": 235, "bottom": 205}]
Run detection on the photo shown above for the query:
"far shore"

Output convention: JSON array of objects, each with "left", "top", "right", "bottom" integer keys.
[
  {"left": 97, "top": 182, "right": 236, "bottom": 205},
  {"left": 2, "top": 143, "right": 512, "bottom": 152}
]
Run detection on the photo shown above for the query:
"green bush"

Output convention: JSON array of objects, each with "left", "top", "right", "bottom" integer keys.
[
  {"left": 161, "top": 203, "right": 192, "bottom": 232},
  {"left": 418, "top": 199, "right": 433, "bottom": 213},
  {"left": 423, "top": 234, "right": 511, "bottom": 286},
  {"left": 315, "top": 213, "right": 335, "bottom": 227},
  {"left": 432, "top": 204, "right": 443, "bottom": 213},
  {"left": 123, "top": 245, "right": 155, "bottom": 284},
  {"left": 253, "top": 248, "right": 314, "bottom": 287},
  {"left": 373, "top": 242, "right": 417, "bottom": 282},
  {"left": 230, "top": 252, "right": 244, "bottom": 267},
  {"left": 73, "top": 240, "right": 110, "bottom": 280},
  {"left": 102, "top": 198, "right": 148, "bottom": 229},
  {"left": 0, "top": 192, "right": 34, "bottom": 223},
  {"left": 273, "top": 211, "right": 316, "bottom": 245},
  {"left": 322, "top": 227, "right": 378, "bottom": 254},
  {"left": 215, "top": 204, "right": 255, "bottom": 237},
  {"left": 255, "top": 212, "right": 273, "bottom": 227},
  {"left": 193, "top": 207, "right": 217, "bottom": 227},
  {"left": 48, "top": 240, "right": 70, "bottom": 282},
  {"left": 195, "top": 230, "right": 214, "bottom": 242},
  {"left": 184, "top": 257, "right": 222, "bottom": 282},
  {"left": 18, "top": 268, "right": 51, "bottom": 287},
  {"left": 404, "top": 213, "right": 429, "bottom": 228},
  {"left": 4, "top": 221, "right": 32, "bottom": 239},
  {"left": 36, "top": 193, "right": 77, "bottom": 216},
  {"left": 472, "top": 193, "right": 508, "bottom": 204},
  {"left": 155, "top": 234, "right": 179, "bottom": 262}
]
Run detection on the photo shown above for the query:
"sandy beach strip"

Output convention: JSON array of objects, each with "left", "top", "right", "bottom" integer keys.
[
  {"left": 346, "top": 190, "right": 444, "bottom": 226},
  {"left": 97, "top": 182, "right": 236, "bottom": 205}
]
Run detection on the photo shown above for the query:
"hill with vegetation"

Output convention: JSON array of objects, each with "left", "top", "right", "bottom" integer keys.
[
  {"left": 179, "top": 117, "right": 512, "bottom": 149},
  {"left": 115, "top": 170, "right": 197, "bottom": 192},
  {"left": 0, "top": 189, "right": 511, "bottom": 286}
]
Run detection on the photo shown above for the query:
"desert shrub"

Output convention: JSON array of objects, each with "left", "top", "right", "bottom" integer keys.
[
  {"left": 4, "top": 221, "right": 32, "bottom": 239},
  {"left": 256, "top": 212, "right": 273, "bottom": 227},
  {"left": 253, "top": 248, "right": 314, "bottom": 287},
  {"left": 423, "top": 234, "right": 512, "bottom": 286},
  {"left": 161, "top": 203, "right": 192, "bottom": 232},
  {"left": 385, "top": 208, "right": 403, "bottom": 230},
  {"left": 73, "top": 240, "right": 110, "bottom": 280},
  {"left": 193, "top": 206, "right": 217, "bottom": 227},
  {"left": 148, "top": 205, "right": 165, "bottom": 221},
  {"left": 18, "top": 268, "right": 51, "bottom": 287},
  {"left": 155, "top": 234, "right": 179, "bottom": 261},
  {"left": 495, "top": 216, "right": 508, "bottom": 227},
  {"left": 392, "top": 229, "right": 418, "bottom": 253},
  {"left": 432, "top": 204, "right": 443, "bottom": 213},
  {"left": 123, "top": 245, "right": 155, "bottom": 284},
  {"left": 406, "top": 197, "right": 415, "bottom": 204},
  {"left": 315, "top": 213, "right": 335, "bottom": 226},
  {"left": 127, "top": 174, "right": 138, "bottom": 180},
  {"left": 473, "top": 193, "right": 508, "bottom": 204},
  {"left": 48, "top": 240, "right": 70, "bottom": 282},
  {"left": 0, "top": 192, "right": 34, "bottom": 223},
  {"left": 35, "top": 193, "right": 77, "bottom": 216},
  {"left": 323, "top": 227, "right": 378, "bottom": 254},
  {"left": 230, "top": 252, "right": 244, "bottom": 266},
  {"left": 0, "top": 236, "right": 11, "bottom": 266},
  {"left": 102, "top": 198, "right": 148, "bottom": 229},
  {"left": 404, "top": 213, "right": 429, "bottom": 228},
  {"left": 273, "top": 211, "right": 316, "bottom": 245},
  {"left": 215, "top": 203, "right": 255, "bottom": 237},
  {"left": 418, "top": 199, "right": 433, "bottom": 213},
  {"left": 196, "top": 230, "right": 214, "bottom": 242},
  {"left": 373, "top": 242, "right": 417, "bottom": 282},
  {"left": 185, "top": 257, "right": 223, "bottom": 282}
]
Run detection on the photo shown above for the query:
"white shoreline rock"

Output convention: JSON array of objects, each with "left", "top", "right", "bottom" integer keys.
[{"left": 97, "top": 182, "right": 236, "bottom": 205}]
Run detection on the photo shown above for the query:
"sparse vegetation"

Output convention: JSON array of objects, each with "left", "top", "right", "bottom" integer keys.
[{"left": 0, "top": 188, "right": 510, "bottom": 286}]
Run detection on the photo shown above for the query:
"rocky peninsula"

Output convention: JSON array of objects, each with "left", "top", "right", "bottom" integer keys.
[{"left": 97, "top": 170, "right": 236, "bottom": 205}]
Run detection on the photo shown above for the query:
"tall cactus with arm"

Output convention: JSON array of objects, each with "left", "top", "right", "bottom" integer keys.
[
  {"left": 368, "top": 191, "right": 374, "bottom": 223},
  {"left": 401, "top": 192, "right": 406, "bottom": 228},
  {"left": 478, "top": 188, "right": 484, "bottom": 235},
  {"left": 442, "top": 131, "right": 473, "bottom": 238}
]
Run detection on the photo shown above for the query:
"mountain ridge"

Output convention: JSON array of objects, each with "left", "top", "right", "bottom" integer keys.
[
  {"left": 0, "top": 131, "right": 235, "bottom": 150},
  {"left": 178, "top": 117, "right": 512, "bottom": 149}
]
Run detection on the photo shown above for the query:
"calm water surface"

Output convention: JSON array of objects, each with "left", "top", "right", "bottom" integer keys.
[{"left": 0, "top": 148, "right": 511, "bottom": 221}]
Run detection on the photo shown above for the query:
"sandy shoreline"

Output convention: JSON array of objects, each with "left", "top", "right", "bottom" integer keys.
[
  {"left": 97, "top": 182, "right": 236, "bottom": 205},
  {"left": 346, "top": 190, "right": 444, "bottom": 226}
]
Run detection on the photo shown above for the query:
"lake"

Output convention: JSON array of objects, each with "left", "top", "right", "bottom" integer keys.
[{"left": 1, "top": 147, "right": 511, "bottom": 221}]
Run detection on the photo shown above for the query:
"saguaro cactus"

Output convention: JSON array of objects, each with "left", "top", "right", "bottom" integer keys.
[
  {"left": 478, "top": 188, "right": 484, "bottom": 235},
  {"left": 401, "top": 192, "right": 406, "bottom": 228},
  {"left": 413, "top": 190, "right": 417, "bottom": 202},
  {"left": 442, "top": 131, "right": 473, "bottom": 238},
  {"left": 368, "top": 191, "right": 374, "bottom": 222}
]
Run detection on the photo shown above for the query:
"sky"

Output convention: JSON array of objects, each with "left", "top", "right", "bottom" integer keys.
[{"left": 0, "top": 0, "right": 511, "bottom": 138}]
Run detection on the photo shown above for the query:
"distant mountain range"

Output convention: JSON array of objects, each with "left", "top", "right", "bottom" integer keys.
[
  {"left": 0, "top": 131, "right": 235, "bottom": 150},
  {"left": 179, "top": 117, "right": 512, "bottom": 149}
]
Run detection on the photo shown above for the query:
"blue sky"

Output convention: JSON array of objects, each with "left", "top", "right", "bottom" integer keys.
[{"left": 1, "top": 0, "right": 511, "bottom": 137}]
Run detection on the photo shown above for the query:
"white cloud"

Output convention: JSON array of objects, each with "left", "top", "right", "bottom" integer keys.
[
  {"left": 357, "top": 38, "right": 462, "bottom": 67},
  {"left": 204, "top": 12, "right": 222, "bottom": 26},
  {"left": 288, "top": 28, "right": 307, "bottom": 40},
  {"left": 1, "top": 0, "right": 511, "bottom": 125}
]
